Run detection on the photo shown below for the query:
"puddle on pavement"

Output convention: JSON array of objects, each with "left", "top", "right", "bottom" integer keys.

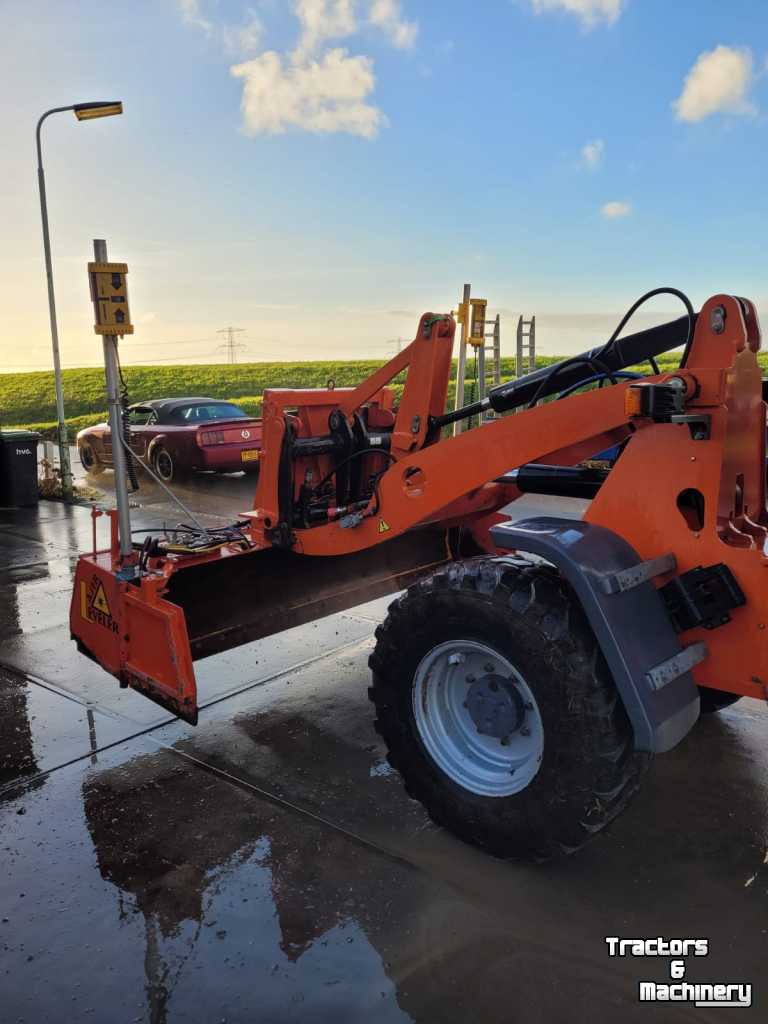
[
  {"left": 0, "top": 736, "right": 655, "bottom": 1024},
  {"left": 0, "top": 668, "right": 142, "bottom": 789},
  {"left": 2, "top": 506, "right": 768, "bottom": 1020},
  {"left": 3, "top": 666, "right": 767, "bottom": 1021}
]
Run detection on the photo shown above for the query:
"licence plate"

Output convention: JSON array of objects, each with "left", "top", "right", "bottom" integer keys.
[{"left": 241, "top": 449, "right": 260, "bottom": 462}]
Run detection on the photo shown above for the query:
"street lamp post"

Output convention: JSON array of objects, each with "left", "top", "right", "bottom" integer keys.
[{"left": 36, "top": 101, "right": 123, "bottom": 500}]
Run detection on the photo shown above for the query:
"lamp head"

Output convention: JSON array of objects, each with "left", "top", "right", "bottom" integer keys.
[{"left": 73, "top": 102, "right": 123, "bottom": 121}]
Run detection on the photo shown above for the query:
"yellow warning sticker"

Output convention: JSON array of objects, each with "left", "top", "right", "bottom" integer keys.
[
  {"left": 378, "top": 519, "right": 390, "bottom": 534},
  {"left": 90, "top": 580, "right": 111, "bottom": 616},
  {"left": 81, "top": 575, "right": 118, "bottom": 633}
]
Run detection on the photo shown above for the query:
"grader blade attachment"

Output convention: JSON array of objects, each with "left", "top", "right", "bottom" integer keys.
[
  {"left": 165, "top": 525, "right": 454, "bottom": 661},
  {"left": 70, "top": 525, "right": 457, "bottom": 723}
]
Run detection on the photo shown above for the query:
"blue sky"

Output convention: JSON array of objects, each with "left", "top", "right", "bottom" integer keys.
[{"left": 1, "top": 0, "right": 767, "bottom": 370}]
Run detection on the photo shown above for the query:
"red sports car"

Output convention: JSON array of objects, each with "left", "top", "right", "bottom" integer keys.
[{"left": 77, "top": 397, "right": 262, "bottom": 483}]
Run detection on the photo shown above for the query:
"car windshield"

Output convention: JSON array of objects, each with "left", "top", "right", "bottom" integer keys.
[
  {"left": 173, "top": 403, "right": 249, "bottom": 423},
  {"left": 128, "top": 407, "right": 154, "bottom": 426}
]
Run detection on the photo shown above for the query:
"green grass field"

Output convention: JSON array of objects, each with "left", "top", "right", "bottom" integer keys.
[
  {"left": 1, "top": 351, "right": 758, "bottom": 440},
  {"left": 0, "top": 357, "right": 539, "bottom": 438}
]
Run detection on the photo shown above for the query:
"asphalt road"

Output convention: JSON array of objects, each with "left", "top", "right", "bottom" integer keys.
[{"left": 1, "top": 483, "right": 767, "bottom": 1022}]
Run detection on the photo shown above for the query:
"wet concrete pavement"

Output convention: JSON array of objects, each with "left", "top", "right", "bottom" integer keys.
[
  {"left": 2, "top": 488, "right": 768, "bottom": 1022},
  {"left": 70, "top": 444, "right": 262, "bottom": 530}
]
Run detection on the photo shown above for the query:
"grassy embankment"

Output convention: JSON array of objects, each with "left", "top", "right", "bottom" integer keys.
[{"left": 1, "top": 351, "right": 754, "bottom": 439}]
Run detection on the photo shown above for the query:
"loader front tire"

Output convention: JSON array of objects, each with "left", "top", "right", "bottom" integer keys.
[{"left": 368, "top": 557, "right": 650, "bottom": 860}]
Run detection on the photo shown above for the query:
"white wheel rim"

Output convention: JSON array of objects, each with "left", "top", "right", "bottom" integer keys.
[{"left": 412, "top": 640, "right": 544, "bottom": 797}]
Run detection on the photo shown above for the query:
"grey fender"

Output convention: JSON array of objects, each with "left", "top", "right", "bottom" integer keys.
[{"left": 490, "top": 517, "right": 701, "bottom": 754}]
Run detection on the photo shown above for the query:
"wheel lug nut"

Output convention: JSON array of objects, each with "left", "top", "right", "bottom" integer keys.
[
  {"left": 500, "top": 735, "right": 510, "bottom": 746},
  {"left": 465, "top": 674, "right": 476, "bottom": 684}
]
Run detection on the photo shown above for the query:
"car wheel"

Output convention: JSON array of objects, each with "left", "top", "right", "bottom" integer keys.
[
  {"left": 78, "top": 443, "right": 104, "bottom": 476},
  {"left": 151, "top": 446, "right": 176, "bottom": 483}
]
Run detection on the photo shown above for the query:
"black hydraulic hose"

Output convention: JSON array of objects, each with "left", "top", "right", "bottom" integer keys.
[
  {"left": 121, "top": 400, "right": 139, "bottom": 491},
  {"left": 310, "top": 447, "right": 396, "bottom": 496},
  {"left": 555, "top": 370, "right": 641, "bottom": 401},
  {"left": 524, "top": 354, "right": 614, "bottom": 410},
  {"left": 431, "top": 312, "right": 696, "bottom": 428},
  {"left": 593, "top": 286, "right": 695, "bottom": 369},
  {"left": 524, "top": 288, "right": 694, "bottom": 411}
]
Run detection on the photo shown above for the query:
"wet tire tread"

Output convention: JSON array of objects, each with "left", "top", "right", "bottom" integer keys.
[{"left": 368, "top": 556, "right": 650, "bottom": 860}]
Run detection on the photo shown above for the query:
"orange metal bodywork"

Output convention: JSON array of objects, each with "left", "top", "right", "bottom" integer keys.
[
  {"left": 70, "top": 296, "right": 768, "bottom": 722},
  {"left": 586, "top": 295, "right": 768, "bottom": 701},
  {"left": 72, "top": 512, "right": 199, "bottom": 721}
]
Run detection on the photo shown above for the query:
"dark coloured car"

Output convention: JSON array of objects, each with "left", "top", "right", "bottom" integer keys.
[{"left": 77, "top": 397, "right": 262, "bottom": 483}]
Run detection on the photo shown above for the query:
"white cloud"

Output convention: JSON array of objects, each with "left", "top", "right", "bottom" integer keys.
[
  {"left": 581, "top": 138, "right": 604, "bottom": 169},
  {"left": 222, "top": 12, "right": 264, "bottom": 57},
  {"left": 601, "top": 200, "right": 631, "bottom": 219},
  {"left": 294, "top": 0, "right": 357, "bottom": 59},
  {"left": 178, "top": 1, "right": 418, "bottom": 138},
  {"left": 231, "top": 48, "right": 384, "bottom": 138},
  {"left": 530, "top": 0, "right": 624, "bottom": 28},
  {"left": 369, "top": 0, "right": 418, "bottom": 49},
  {"left": 674, "top": 45, "right": 756, "bottom": 123},
  {"left": 293, "top": 1, "right": 417, "bottom": 55},
  {"left": 177, "top": 0, "right": 212, "bottom": 34},
  {"left": 177, "top": 1, "right": 262, "bottom": 56}
]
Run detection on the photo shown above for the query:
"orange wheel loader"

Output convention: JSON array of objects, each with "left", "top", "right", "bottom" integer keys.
[{"left": 71, "top": 287, "right": 766, "bottom": 859}]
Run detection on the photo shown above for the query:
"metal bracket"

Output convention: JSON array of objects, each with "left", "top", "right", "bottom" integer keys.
[
  {"left": 670, "top": 413, "right": 711, "bottom": 440},
  {"left": 601, "top": 552, "right": 677, "bottom": 595},
  {"left": 646, "top": 642, "right": 708, "bottom": 692}
]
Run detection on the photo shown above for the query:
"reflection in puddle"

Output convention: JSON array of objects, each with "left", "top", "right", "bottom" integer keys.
[
  {"left": 82, "top": 747, "right": 409, "bottom": 1023},
  {"left": 0, "top": 670, "right": 42, "bottom": 788}
]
